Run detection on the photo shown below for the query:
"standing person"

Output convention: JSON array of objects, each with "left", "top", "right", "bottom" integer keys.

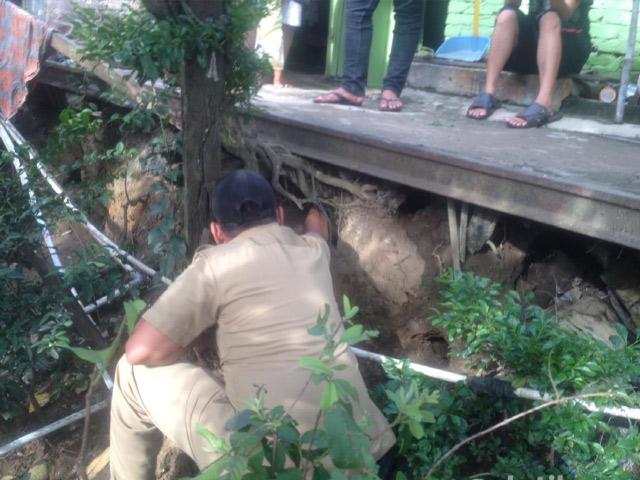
[
  {"left": 109, "top": 170, "right": 395, "bottom": 479},
  {"left": 255, "top": 0, "right": 304, "bottom": 88},
  {"left": 314, "top": 0, "right": 425, "bottom": 112},
  {"left": 467, "top": 0, "right": 592, "bottom": 128}
]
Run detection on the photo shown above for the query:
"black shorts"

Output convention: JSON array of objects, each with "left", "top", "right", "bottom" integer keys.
[{"left": 502, "top": 8, "right": 591, "bottom": 76}]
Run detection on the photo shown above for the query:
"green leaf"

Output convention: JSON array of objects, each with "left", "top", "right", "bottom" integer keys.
[
  {"left": 328, "top": 471, "right": 348, "bottom": 480},
  {"left": 124, "top": 299, "right": 146, "bottom": 335},
  {"left": 408, "top": 420, "right": 424, "bottom": 439},
  {"left": 340, "top": 325, "right": 364, "bottom": 345},
  {"left": 63, "top": 345, "right": 113, "bottom": 365},
  {"left": 320, "top": 382, "right": 340, "bottom": 410},
  {"left": 225, "top": 409, "right": 254, "bottom": 432},
  {"left": 247, "top": 449, "right": 265, "bottom": 473},
  {"left": 299, "top": 357, "right": 332, "bottom": 375},
  {"left": 277, "top": 423, "right": 300, "bottom": 445},
  {"left": 342, "top": 295, "right": 359, "bottom": 321},
  {"left": 324, "top": 406, "right": 371, "bottom": 469},
  {"left": 301, "top": 430, "right": 328, "bottom": 449},
  {"left": 312, "top": 464, "right": 331, "bottom": 480},
  {"left": 275, "top": 469, "right": 303, "bottom": 480},
  {"left": 333, "top": 378, "right": 359, "bottom": 403},
  {"left": 197, "top": 424, "right": 229, "bottom": 454}
]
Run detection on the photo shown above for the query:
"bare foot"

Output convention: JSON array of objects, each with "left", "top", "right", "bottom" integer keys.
[
  {"left": 379, "top": 89, "right": 403, "bottom": 111},
  {"left": 468, "top": 107, "right": 487, "bottom": 119}
]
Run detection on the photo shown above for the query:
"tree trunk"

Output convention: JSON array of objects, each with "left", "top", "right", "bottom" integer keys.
[{"left": 142, "top": 0, "right": 225, "bottom": 255}]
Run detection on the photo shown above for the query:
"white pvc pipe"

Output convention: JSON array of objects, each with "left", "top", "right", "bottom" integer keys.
[
  {"left": 0, "top": 400, "right": 108, "bottom": 457},
  {"left": 0, "top": 124, "right": 115, "bottom": 389},
  {"left": 351, "top": 347, "right": 640, "bottom": 421},
  {"left": 3, "top": 120, "right": 171, "bottom": 286},
  {"left": 82, "top": 270, "right": 144, "bottom": 314}
]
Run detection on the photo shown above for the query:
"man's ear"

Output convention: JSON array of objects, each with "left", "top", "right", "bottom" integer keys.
[
  {"left": 276, "top": 206, "right": 285, "bottom": 225},
  {"left": 211, "top": 222, "right": 226, "bottom": 244}
]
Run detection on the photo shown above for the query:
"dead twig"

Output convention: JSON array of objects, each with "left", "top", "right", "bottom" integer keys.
[{"left": 76, "top": 366, "right": 103, "bottom": 480}]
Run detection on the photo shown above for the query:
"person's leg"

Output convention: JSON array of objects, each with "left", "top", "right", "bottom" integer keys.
[
  {"left": 255, "top": 6, "right": 285, "bottom": 86},
  {"left": 315, "top": 0, "right": 379, "bottom": 104},
  {"left": 342, "top": 0, "right": 380, "bottom": 96},
  {"left": 380, "top": 0, "right": 424, "bottom": 110},
  {"left": 272, "top": 24, "right": 296, "bottom": 87},
  {"left": 507, "top": 10, "right": 562, "bottom": 127},
  {"left": 110, "top": 356, "right": 236, "bottom": 480},
  {"left": 468, "top": 8, "right": 520, "bottom": 119}
]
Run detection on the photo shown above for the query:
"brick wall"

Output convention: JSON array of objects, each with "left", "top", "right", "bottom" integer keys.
[{"left": 444, "top": 0, "right": 640, "bottom": 77}]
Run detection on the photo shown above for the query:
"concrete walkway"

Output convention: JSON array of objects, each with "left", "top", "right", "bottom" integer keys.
[{"left": 251, "top": 76, "right": 640, "bottom": 250}]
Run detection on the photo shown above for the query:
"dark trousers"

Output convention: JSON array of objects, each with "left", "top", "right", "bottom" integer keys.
[{"left": 342, "top": 0, "right": 424, "bottom": 97}]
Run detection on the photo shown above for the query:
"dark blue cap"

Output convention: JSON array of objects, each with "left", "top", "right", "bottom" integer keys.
[{"left": 212, "top": 170, "right": 277, "bottom": 228}]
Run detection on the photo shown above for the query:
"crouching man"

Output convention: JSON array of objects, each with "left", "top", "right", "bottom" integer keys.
[
  {"left": 467, "top": 0, "right": 591, "bottom": 128},
  {"left": 109, "top": 169, "right": 395, "bottom": 479}
]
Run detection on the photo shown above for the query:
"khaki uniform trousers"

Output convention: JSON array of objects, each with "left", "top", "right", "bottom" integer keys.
[{"left": 110, "top": 356, "right": 235, "bottom": 480}]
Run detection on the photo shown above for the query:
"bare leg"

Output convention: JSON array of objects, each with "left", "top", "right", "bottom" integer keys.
[
  {"left": 468, "top": 9, "right": 519, "bottom": 119},
  {"left": 273, "top": 25, "right": 296, "bottom": 87},
  {"left": 507, "top": 11, "right": 562, "bottom": 127}
]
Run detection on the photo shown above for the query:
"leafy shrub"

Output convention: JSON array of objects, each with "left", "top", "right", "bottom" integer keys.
[
  {"left": 72, "top": 0, "right": 271, "bottom": 111},
  {"left": 376, "top": 272, "right": 640, "bottom": 479}
]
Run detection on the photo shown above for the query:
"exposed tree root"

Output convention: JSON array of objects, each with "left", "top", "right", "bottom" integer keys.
[{"left": 254, "top": 141, "right": 376, "bottom": 210}]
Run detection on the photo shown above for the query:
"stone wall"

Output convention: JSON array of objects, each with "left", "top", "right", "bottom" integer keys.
[{"left": 444, "top": 0, "right": 640, "bottom": 77}]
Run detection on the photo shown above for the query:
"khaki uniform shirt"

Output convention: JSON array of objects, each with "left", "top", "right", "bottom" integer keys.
[{"left": 144, "top": 223, "right": 395, "bottom": 459}]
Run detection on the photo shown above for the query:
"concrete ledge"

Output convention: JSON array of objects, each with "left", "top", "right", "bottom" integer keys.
[{"left": 407, "top": 59, "right": 573, "bottom": 109}]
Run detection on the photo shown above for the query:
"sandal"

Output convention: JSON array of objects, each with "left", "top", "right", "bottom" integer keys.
[
  {"left": 507, "top": 102, "right": 562, "bottom": 129},
  {"left": 467, "top": 92, "right": 501, "bottom": 120},
  {"left": 379, "top": 95, "right": 403, "bottom": 112},
  {"left": 313, "top": 90, "right": 363, "bottom": 107}
]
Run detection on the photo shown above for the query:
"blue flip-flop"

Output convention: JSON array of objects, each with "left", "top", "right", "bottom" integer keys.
[
  {"left": 507, "top": 102, "right": 563, "bottom": 128},
  {"left": 467, "top": 92, "right": 501, "bottom": 120}
]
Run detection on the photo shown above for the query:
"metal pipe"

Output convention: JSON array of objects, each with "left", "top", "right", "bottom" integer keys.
[
  {"left": 615, "top": 0, "right": 640, "bottom": 123},
  {"left": 351, "top": 347, "right": 640, "bottom": 421},
  {"left": 0, "top": 401, "right": 108, "bottom": 457}
]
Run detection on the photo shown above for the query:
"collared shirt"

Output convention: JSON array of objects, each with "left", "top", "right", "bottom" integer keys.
[{"left": 144, "top": 223, "right": 395, "bottom": 458}]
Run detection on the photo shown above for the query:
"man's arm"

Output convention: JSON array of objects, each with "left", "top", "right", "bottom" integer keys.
[
  {"left": 549, "top": 0, "right": 580, "bottom": 21},
  {"left": 125, "top": 319, "right": 185, "bottom": 366},
  {"left": 304, "top": 206, "right": 329, "bottom": 242}
]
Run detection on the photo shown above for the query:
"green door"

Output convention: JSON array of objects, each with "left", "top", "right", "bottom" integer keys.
[{"left": 325, "top": 0, "right": 396, "bottom": 89}]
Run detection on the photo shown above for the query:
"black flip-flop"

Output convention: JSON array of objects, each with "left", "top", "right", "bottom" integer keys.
[
  {"left": 467, "top": 92, "right": 501, "bottom": 120},
  {"left": 313, "top": 91, "right": 363, "bottom": 107},
  {"left": 507, "top": 102, "right": 562, "bottom": 129}
]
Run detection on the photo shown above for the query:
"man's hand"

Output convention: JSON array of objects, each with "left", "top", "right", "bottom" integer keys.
[{"left": 304, "top": 206, "right": 329, "bottom": 242}]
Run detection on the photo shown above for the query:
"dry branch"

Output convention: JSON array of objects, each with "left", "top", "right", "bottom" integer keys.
[{"left": 422, "top": 392, "right": 615, "bottom": 479}]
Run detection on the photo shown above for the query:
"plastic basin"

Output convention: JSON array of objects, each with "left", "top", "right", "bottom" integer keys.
[{"left": 435, "top": 36, "right": 491, "bottom": 62}]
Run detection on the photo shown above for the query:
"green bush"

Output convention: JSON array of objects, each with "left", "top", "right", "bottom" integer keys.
[{"left": 376, "top": 272, "right": 640, "bottom": 479}]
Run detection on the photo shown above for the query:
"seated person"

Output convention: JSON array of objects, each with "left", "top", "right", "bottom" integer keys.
[{"left": 467, "top": 0, "right": 592, "bottom": 128}]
